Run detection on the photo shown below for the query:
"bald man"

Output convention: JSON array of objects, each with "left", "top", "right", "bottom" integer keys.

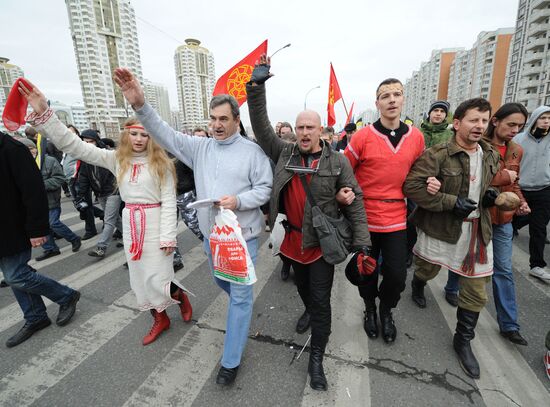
[{"left": 246, "top": 57, "right": 370, "bottom": 391}]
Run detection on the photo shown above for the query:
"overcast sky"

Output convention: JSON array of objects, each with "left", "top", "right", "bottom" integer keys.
[{"left": 1, "top": 0, "right": 519, "bottom": 128}]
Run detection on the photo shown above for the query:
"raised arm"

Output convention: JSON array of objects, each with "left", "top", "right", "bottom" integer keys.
[
  {"left": 246, "top": 55, "right": 286, "bottom": 162},
  {"left": 19, "top": 80, "right": 116, "bottom": 173},
  {"left": 114, "top": 68, "right": 198, "bottom": 167}
]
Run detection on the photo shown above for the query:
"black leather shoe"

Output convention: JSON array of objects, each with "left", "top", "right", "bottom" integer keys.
[
  {"left": 379, "top": 306, "right": 396, "bottom": 343},
  {"left": 35, "top": 250, "right": 61, "bottom": 262},
  {"left": 296, "top": 310, "right": 311, "bottom": 334},
  {"left": 56, "top": 291, "right": 81, "bottom": 326},
  {"left": 81, "top": 233, "right": 97, "bottom": 241},
  {"left": 308, "top": 345, "right": 328, "bottom": 391},
  {"left": 216, "top": 365, "right": 239, "bottom": 385},
  {"left": 500, "top": 330, "right": 528, "bottom": 346},
  {"left": 0, "top": 279, "right": 8, "bottom": 288},
  {"left": 411, "top": 275, "right": 427, "bottom": 308},
  {"left": 363, "top": 310, "right": 379, "bottom": 338},
  {"left": 71, "top": 237, "right": 82, "bottom": 252},
  {"left": 6, "top": 318, "right": 51, "bottom": 348},
  {"left": 445, "top": 292, "right": 459, "bottom": 307}
]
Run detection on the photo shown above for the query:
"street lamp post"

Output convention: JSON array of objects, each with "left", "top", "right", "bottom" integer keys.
[{"left": 304, "top": 85, "right": 320, "bottom": 110}]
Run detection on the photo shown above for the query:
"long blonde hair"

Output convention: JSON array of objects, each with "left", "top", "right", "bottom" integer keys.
[{"left": 115, "top": 118, "right": 176, "bottom": 186}]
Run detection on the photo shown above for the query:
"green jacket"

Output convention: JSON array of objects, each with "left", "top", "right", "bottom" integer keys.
[
  {"left": 41, "top": 154, "right": 65, "bottom": 209},
  {"left": 403, "top": 136, "right": 499, "bottom": 245},
  {"left": 246, "top": 82, "right": 370, "bottom": 249},
  {"left": 420, "top": 121, "right": 453, "bottom": 148}
]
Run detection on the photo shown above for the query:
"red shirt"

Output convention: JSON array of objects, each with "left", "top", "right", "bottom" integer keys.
[
  {"left": 279, "top": 158, "right": 322, "bottom": 264},
  {"left": 497, "top": 144, "right": 507, "bottom": 159},
  {"left": 344, "top": 124, "right": 425, "bottom": 233}
]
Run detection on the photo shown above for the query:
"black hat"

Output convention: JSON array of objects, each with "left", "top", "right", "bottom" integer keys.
[
  {"left": 344, "top": 122, "right": 357, "bottom": 133},
  {"left": 80, "top": 129, "right": 105, "bottom": 148},
  {"left": 428, "top": 100, "right": 450, "bottom": 116},
  {"left": 345, "top": 252, "right": 370, "bottom": 286}
]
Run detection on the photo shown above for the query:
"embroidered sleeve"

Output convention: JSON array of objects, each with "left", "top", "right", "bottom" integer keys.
[
  {"left": 160, "top": 241, "right": 177, "bottom": 248},
  {"left": 26, "top": 108, "right": 54, "bottom": 126}
]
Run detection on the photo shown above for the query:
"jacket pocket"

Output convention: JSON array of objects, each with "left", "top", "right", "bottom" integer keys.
[{"left": 440, "top": 167, "right": 463, "bottom": 194}]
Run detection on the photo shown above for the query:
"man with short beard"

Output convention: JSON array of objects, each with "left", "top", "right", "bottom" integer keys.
[
  {"left": 404, "top": 98, "right": 500, "bottom": 379},
  {"left": 246, "top": 56, "right": 370, "bottom": 391},
  {"left": 442, "top": 103, "right": 530, "bottom": 346},
  {"left": 341, "top": 78, "right": 425, "bottom": 344}
]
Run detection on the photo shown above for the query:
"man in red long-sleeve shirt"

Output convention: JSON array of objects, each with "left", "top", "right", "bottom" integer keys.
[{"left": 341, "top": 78, "right": 425, "bottom": 343}]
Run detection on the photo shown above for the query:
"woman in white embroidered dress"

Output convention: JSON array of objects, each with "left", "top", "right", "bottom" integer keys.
[{"left": 20, "top": 80, "right": 192, "bottom": 346}]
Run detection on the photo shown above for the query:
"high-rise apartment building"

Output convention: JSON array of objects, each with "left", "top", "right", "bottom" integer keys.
[
  {"left": 143, "top": 79, "right": 171, "bottom": 123},
  {"left": 65, "top": 0, "right": 143, "bottom": 138},
  {"left": 504, "top": 0, "right": 550, "bottom": 111},
  {"left": 448, "top": 28, "right": 513, "bottom": 112},
  {"left": 404, "top": 48, "right": 462, "bottom": 123},
  {"left": 0, "top": 57, "right": 24, "bottom": 131},
  {"left": 174, "top": 39, "right": 215, "bottom": 131}
]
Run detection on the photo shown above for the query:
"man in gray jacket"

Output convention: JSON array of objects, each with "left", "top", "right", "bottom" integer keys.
[
  {"left": 513, "top": 105, "right": 550, "bottom": 282},
  {"left": 114, "top": 68, "right": 272, "bottom": 386}
]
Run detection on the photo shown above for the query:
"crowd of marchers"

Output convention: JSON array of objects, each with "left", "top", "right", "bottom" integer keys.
[{"left": 1, "top": 56, "right": 550, "bottom": 389}]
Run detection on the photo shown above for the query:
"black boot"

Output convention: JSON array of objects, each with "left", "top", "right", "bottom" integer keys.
[
  {"left": 379, "top": 303, "right": 396, "bottom": 343},
  {"left": 308, "top": 344, "right": 328, "bottom": 391},
  {"left": 411, "top": 275, "right": 427, "bottom": 308},
  {"left": 296, "top": 310, "right": 311, "bottom": 334},
  {"left": 453, "top": 307, "right": 480, "bottom": 379},
  {"left": 363, "top": 300, "right": 378, "bottom": 338}
]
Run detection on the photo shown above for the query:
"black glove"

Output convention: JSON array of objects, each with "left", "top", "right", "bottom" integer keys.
[
  {"left": 250, "top": 63, "right": 271, "bottom": 85},
  {"left": 481, "top": 188, "right": 499, "bottom": 208},
  {"left": 452, "top": 197, "right": 477, "bottom": 219}
]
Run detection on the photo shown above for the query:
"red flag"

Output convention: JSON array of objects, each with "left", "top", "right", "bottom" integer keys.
[
  {"left": 327, "top": 63, "right": 342, "bottom": 126},
  {"left": 213, "top": 40, "right": 268, "bottom": 106},
  {"left": 340, "top": 102, "right": 355, "bottom": 138},
  {"left": 2, "top": 78, "right": 31, "bottom": 131}
]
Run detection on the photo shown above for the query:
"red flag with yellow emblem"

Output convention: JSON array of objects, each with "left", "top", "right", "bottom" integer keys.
[
  {"left": 327, "top": 63, "right": 342, "bottom": 126},
  {"left": 213, "top": 40, "right": 268, "bottom": 106}
]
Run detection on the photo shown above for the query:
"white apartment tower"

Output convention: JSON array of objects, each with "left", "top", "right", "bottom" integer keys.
[
  {"left": 143, "top": 79, "right": 171, "bottom": 123},
  {"left": 0, "top": 57, "right": 24, "bottom": 108},
  {"left": 448, "top": 28, "right": 513, "bottom": 112},
  {"left": 174, "top": 39, "right": 215, "bottom": 131},
  {"left": 504, "top": 0, "right": 550, "bottom": 111},
  {"left": 404, "top": 48, "right": 463, "bottom": 124},
  {"left": 65, "top": 0, "right": 143, "bottom": 138}
]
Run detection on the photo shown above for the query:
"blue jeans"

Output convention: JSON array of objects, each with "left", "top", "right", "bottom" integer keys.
[
  {"left": 0, "top": 249, "right": 76, "bottom": 324},
  {"left": 444, "top": 223, "right": 519, "bottom": 332},
  {"left": 43, "top": 207, "right": 80, "bottom": 252},
  {"left": 203, "top": 237, "right": 257, "bottom": 369}
]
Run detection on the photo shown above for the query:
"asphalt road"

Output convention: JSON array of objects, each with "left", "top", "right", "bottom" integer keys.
[{"left": 0, "top": 198, "right": 549, "bottom": 406}]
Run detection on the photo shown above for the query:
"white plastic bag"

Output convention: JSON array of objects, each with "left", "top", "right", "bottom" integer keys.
[
  {"left": 270, "top": 213, "right": 287, "bottom": 256},
  {"left": 209, "top": 208, "right": 257, "bottom": 285}
]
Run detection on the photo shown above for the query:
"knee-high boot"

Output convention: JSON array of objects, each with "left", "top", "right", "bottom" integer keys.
[
  {"left": 308, "top": 337, "right": 328, "bottom": 391},
  {"left": 453, "top": 307, "right": 480, "bottom": 379}
]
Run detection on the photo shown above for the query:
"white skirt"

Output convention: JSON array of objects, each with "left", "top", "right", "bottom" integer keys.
[
  {"left": 413, "top": 221, "right": 493, "bottom": 278},
  {"left": 122, "top": 206, "right": 183, "bottom": 312}
]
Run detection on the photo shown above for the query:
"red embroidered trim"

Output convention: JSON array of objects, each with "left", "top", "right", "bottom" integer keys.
[
  {"left": 125, "top": 125, "right": 145, "bottom": 130},
  {"left": 138, "top": 298, "right": 179, "bottom": 313},
  {"left": 160, "top": 241, "right": 177, "bottom": 248},
  {"left": 129, "top": 163, "right": 144, "bottom": 183},
  {"left": 26, "top": 108, "right": 54, "bottom": 126}
]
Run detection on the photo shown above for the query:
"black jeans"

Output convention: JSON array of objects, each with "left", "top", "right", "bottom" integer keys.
[
  {"left": 358, "top": 229, "right": 408, "bottom": 309},
  {"left": 282, "top": 255, "right": 334, "bottom": 348},
  {"left": 513, "top": 186, "right": 550, "bottom": 268}
]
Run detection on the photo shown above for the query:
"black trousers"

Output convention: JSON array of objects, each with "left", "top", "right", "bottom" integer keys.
[
  {"left": 406, "top": 199, "right": 418, "bottom": 254},
  {"left": 513, "top": 186, "right": 550, "bottom": 268},
  {"left": 282, "top": 255, "right": 334, "bottom": 348},
  {"left": 358, "top": 229, "right": 408, "bottom": 309}
]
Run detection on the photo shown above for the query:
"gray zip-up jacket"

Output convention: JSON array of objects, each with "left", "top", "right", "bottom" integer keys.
[
  {"left": 514, "top": 105, "right": 550, "bottom": 191},
  {"left": 135, "top": 103, "right": 273, "bottom": 241}
]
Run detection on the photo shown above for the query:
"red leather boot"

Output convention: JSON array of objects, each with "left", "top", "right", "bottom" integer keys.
[
  {"left": 171, "top": 288, "right": 193, "bottom": 322},
  {"left": 142, "top": 310, "right": 170, "bottom": 346}
]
